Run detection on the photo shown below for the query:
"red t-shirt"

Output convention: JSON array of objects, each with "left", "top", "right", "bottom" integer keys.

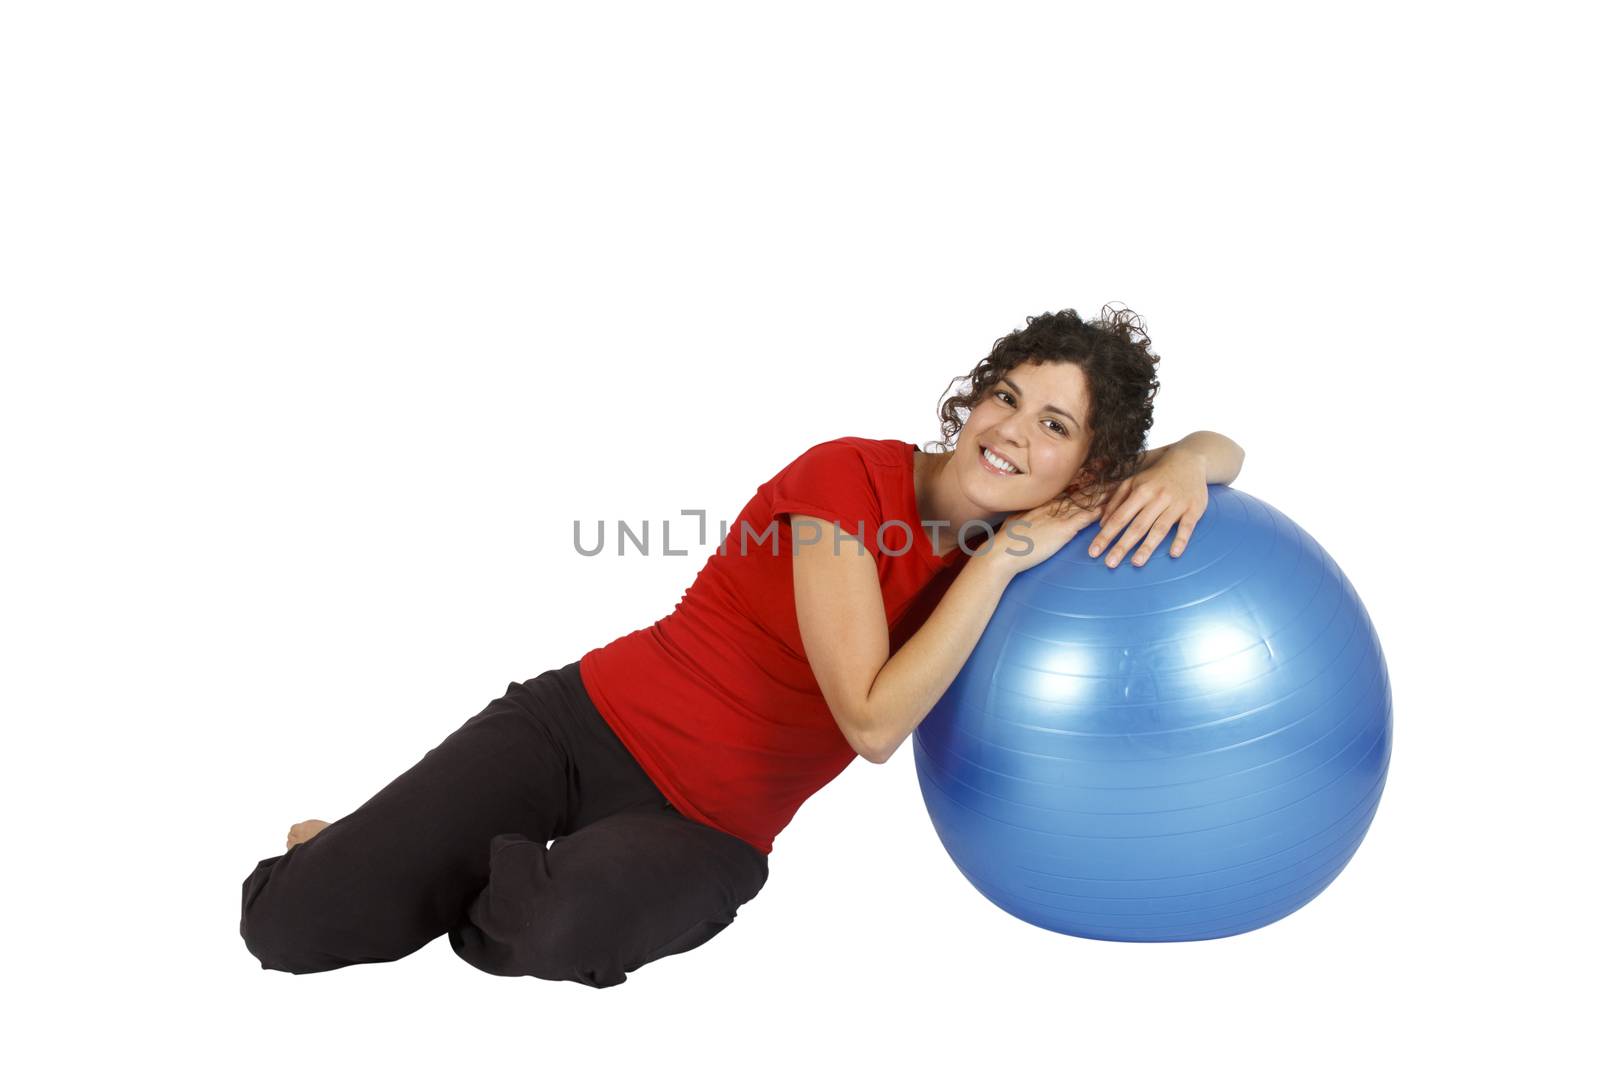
[{"left": 578, "top": 436, "right": 973, "bottom": 854}]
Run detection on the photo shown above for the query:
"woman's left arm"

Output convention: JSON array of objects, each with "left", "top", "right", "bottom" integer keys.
[
  {"left": 1133, "top": 431, "right": 1245, "bottom": 483},
  {"left": 1091, "top": 431, "right": 1246, "bottom": 568}
]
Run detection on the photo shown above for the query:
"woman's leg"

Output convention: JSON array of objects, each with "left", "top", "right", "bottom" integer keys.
[
  {"left": 448, "top": 804, "right": 770, "bottom": 988},
  {"left": 239, "top": 669, "right": 584, "bottom": 974}
]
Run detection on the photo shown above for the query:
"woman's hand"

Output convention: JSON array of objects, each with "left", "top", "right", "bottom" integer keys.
[
  {"left": 1087, "top": 448, "right": 1210, "bottom": 568},
  {"left": 985, "top": 487, "right": 1114, "bottom": 577}
]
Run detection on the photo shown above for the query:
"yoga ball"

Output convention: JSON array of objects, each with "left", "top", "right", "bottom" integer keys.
[{"left": 913, "top": 485, "right": 1391, "bottom": 942}]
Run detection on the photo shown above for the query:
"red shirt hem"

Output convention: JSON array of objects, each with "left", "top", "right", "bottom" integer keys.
[{"left": 577, "top": 651, "right": 776, "bottom": 856}]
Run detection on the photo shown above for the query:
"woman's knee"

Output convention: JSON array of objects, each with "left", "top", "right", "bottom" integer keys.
[
  {"left": 239, "top": 849, "right": 426, "bottom": 974},
  {"left": 241, "top": 853, "right": 327, "bottom": 973},
  {"left": 523, "top": 920, "right": 630, "bottom": 987},
  {"left": 510, "top": 892, "right": 746, "bottom": 988},
  {"left": 452, "top": 888, "right": 641, "bottom": 987}
]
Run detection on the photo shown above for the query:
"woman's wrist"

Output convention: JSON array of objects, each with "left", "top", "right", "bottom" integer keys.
[
  {"left": 1168, "top": 431, "right": 1244, "bottom": 486},
  {"left": 968, "top": 538, "right": 1025, "bottom": 582}
]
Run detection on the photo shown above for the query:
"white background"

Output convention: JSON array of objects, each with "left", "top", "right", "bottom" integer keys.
[{"left": 3, "top": 1, "right": 1595, "bottom": 1063}]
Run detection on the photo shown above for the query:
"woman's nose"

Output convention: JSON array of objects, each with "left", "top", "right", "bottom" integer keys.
[{"left": 996, "top": 410, "right": 1030, "bottom": 443}]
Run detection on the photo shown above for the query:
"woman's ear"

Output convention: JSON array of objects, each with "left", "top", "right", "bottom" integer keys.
[
  {"left": 1063, "top": 465, "right": 1100, "bottom": 500},
  {"left": 1061, "top": 461, "right": 1116, "bottom": 512}
]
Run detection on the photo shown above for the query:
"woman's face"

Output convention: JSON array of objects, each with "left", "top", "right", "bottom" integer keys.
[{"left": 955, "top": 359, "right": 1095, "bottom": 514}]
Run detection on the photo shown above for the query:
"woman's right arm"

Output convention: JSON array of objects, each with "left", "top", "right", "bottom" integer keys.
[
  {"left": 790, "top": 514, "right": 1011, "bottom": 763},
  {"left": 791, "top": 500, "right": 1103, "bottom": 763}
]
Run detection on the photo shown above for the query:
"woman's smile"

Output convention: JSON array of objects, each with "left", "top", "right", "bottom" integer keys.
[{"left": 977, "top": 445, "right": 1024, "bottom": 476}]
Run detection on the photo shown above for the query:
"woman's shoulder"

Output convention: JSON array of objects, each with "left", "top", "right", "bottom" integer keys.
[
  {"left": 785, "top": 436, "right": 908, "bottom": 469},
  {"left": 764, "top": 436, "right": 908, "bottom": 519}
]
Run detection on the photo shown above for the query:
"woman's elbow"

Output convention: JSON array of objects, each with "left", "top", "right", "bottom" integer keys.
[
  {"left": 849, "top": 722, "right": 892, "bottom": 765},
  {"left": 858, "top": 745, "right": 892, "bottom": 766},
  {"left": 853, "top": 724, "right": 901, "bottom": 765}
]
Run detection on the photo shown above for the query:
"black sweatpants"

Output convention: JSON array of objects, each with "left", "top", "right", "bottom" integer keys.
[{"left": 238, "top": 660, "right": 770, "bottom": 987}]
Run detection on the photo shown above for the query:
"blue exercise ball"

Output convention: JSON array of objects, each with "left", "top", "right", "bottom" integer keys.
[{"left": 914, "top": 485, "right": 1391, "bottom": 942}]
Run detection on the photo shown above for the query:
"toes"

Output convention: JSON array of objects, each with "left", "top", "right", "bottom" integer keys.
[{"left": 284, "top": 819, "right": 328, "bottom": 850}]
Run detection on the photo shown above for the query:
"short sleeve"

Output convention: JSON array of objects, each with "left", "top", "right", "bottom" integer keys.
[{"left": 768, "top": 439, "right": 887, "bottom": 560}]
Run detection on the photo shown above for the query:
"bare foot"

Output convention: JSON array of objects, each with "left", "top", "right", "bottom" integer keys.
[{"left": 286, "top": 819, "right": 331, "bottom": 851}]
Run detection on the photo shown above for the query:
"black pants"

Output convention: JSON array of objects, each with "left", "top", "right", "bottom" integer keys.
[{"left": 239, "top": 661, "right": 770, "bottom": 987}]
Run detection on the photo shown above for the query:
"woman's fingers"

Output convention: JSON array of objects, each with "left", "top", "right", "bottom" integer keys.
[
  {"left": 1129, "top": 508, "right": 1182, "bottom": 566},
  {"left": 1168, "top": 512, "right": 1199, "bottom": 557},
  {"left": 1124, "top": 500, "right": 1208, "bottom": 566},
  {"left": 1105, "top": 498, "right": 1171, "bottom": 567},
  {"left": 1088, "top": 496, "right": 1130, "bottom": 556},
  {"left": 1107, "top": 495, "right": 1171, "bottom": 572}
]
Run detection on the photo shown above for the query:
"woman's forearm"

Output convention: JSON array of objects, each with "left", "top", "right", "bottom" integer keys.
[
  {"left": 1170, "top": 430, "right": 1245, "bottom": 485},
  {"left": 858, "top": 553, "right": 1014, "bottom": 763}
]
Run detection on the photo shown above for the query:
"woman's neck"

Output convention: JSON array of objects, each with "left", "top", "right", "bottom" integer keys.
[{"left": 913, "top": 447, "right": 1008, "bottom": 557}]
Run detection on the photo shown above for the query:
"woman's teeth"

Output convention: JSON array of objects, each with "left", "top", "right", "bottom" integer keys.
[{"left": 982, "top": 447, "right": 1019, "bottom": 474}]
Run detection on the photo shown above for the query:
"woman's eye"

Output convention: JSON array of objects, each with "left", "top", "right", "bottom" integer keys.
[{"left": 1047, "top": 420, "right": 1067, "bottom": 436}]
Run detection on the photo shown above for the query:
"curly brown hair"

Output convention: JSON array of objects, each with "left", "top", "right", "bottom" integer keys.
[{"left": 927, "top": 304, "right": 1162, "bottom": 510}]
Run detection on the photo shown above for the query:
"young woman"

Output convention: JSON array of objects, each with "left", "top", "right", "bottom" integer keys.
[{"left": 239, "top": 305, "right": 1245, "bottom": 987}]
